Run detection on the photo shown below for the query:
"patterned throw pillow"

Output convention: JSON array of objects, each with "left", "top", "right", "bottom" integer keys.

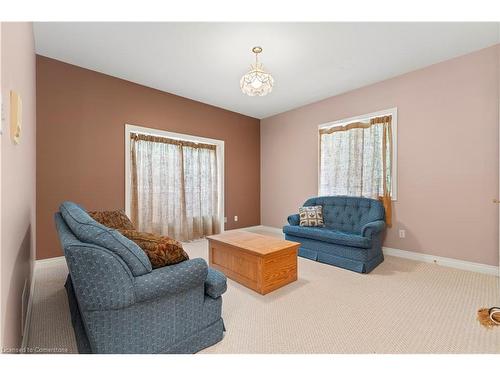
[
  {"left": 299, "top": 205, "right": 324, "bottom": 227},
  {"left": 87, "top": 210, "right": 135, "bottom": 231},
  {"left": 119, "top": 230, "right": 189, "bottom": 268}
]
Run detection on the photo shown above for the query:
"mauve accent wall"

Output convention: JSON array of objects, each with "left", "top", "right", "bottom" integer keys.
[
  {"left": 261, "top": 45, "right": 499, "bottom": 266},
  {"left": 36, "top": 55, "right": 260, "bottom": 260}
]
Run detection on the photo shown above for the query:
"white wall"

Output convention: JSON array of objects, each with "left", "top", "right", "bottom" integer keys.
[{"left": 0, "top": 22, "right": 36, "bottom": 351}]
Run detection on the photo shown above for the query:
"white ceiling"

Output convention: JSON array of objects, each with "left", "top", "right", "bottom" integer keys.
[{"left": 33, "top": 22, "right": 499, "bottom": 119}]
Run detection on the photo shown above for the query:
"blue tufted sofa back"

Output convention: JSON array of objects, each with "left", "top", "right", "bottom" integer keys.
[{"left": 303, "top": 196, "right": 385, "bottom": 233}]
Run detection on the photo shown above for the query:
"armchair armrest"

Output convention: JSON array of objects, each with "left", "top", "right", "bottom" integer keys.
[
  {"left": 361, "top": 220, "right": 386, "bottom": 238},
  {"left": 134, "top": 258, "right": 208, "bottom": 303},
  {"left": 205, "top": 268, "right": 227, "bottom": 299},
  {"left": 287, "top": 214, "right": 300, "bottom": 226}
]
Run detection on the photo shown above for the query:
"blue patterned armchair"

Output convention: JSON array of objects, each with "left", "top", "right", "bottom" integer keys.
[
  {"left": 283, "top": 196, "right": 386, "bottom": 273},
  {"left": 54, "top": 201, "right": 227, "bottom": 353}
]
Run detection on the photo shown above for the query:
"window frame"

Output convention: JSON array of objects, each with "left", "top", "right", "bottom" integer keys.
[
  {"left": 317, "top": 107, "right": 398, "bottom": 201},
  {"left": 124, "top": 124, "right": 225, "bottom": 232}
]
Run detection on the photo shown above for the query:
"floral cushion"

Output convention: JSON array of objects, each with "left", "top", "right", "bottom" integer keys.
[
  {"left": 299, "top": 205, "right": 324, "bottom": 227},
  {"left": 119, "top": 230, "right": 189, "bottom": 268},
  {"left": 60, "top": 202, "right": 152, "bottom": 276},
  {"left": 87, "top": 210, "right": 135, "bottom": 230}
]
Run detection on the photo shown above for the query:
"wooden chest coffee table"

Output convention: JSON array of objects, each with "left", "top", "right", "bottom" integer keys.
[{"left": 207, "top": 231, "right": 300, "bottom": 295}]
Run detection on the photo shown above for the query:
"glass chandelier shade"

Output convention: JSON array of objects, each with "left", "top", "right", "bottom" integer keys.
[{"left": 240, "top": 47, "right": 274, "bottom": 97}]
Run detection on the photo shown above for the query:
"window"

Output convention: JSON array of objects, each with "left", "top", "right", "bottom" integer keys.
[
  {"left": 318, "top": 108, "right": 397, "bottom": 201},
  {"left": 125, "top": 124, "right": 224, "bottom": 241}
]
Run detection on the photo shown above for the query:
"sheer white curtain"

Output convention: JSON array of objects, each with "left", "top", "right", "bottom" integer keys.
[
  {"left": 319, "top": 115, "right": 393, "bottom": 224},
  {"left": 130, "top": 133, "right": 220, "bottom": 241}
]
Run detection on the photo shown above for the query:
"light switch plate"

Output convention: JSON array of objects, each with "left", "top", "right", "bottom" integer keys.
[{"left": 10, "top": 91, "right": 22, "bottom": 144}]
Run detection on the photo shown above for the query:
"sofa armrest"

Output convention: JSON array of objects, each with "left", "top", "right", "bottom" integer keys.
[
  {"left": 65, "top": 244, "right": 136, "bottom": 311},
  {"left": 134, "top": 258, "right": 208, "bottom": 303},
  {"left": 287, "top": 214, "right": 300, "bottom": 226},
  {"left": 361, "top": 220, "right": 386, "bottom": 238},
  {"left": 205, "top": 268, "right": 227, "bottom": 299}
]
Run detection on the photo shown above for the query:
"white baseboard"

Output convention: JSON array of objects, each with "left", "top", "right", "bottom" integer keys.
[
  {"left": 226, "top": 225, "right": 263, "bottom": 232},
  {"left": 247, "top": 225, "right": 499, "bottom": 277},
  {"left": 382, "top": 247, "right": 499, "bottom": 276},
  {"left": 31, "top": 230, "right": 499, "bottom": 276},
  {"left": 34, "top": 255, "right": 66, "bottom": 267}
]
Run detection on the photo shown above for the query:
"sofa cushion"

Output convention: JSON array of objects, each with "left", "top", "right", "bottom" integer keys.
[
  {"left": 283, "top": 225, "right": 371, "bottom": 248},
  {"left": 60, "top": 201, "right": 152, "bottom": 276},
  {"left": 119, "top": 229, "right": 189, "bottom": 268},
  {"left": 88, "top": 210, "right": 135, "bottom": 231},
  {"left": 299, "top": 205, "right": 324, "bottom": 227}
]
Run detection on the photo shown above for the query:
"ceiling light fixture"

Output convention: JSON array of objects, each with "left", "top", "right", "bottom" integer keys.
[{"left": 240, "top": 46, "right": 274, "bottom": 97}]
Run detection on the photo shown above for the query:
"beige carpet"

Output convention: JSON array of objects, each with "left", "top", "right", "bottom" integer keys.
[{"left": 27, "top": 228, "right": 500, "bottom": 353}]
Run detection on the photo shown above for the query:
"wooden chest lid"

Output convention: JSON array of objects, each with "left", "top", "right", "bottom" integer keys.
[{"left": 207, "top": 231, "right": 299, "bottom": 256}]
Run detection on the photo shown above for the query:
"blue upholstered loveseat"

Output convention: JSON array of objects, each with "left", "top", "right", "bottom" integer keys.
[
  {"left": 54, "top": 201, "right": 227, "bottom": 354},
  {"left": 283, "top": 196, "right": 386, "bottom": 273}
]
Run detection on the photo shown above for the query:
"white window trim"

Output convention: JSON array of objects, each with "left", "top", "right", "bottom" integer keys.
[
  {"left": 317, "top": 107, "right": 398, "bottom": 201},
  {"left": 124, "top": 124, "right": 225, "bottom": 232}
]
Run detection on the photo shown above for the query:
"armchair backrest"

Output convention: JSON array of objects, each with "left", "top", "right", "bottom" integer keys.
[
  {"left": 55, "top": 213, "right": 136, "bottom": 311},
  {"left": 303, "top": 196, "right": 385, "bottom": 233},
  {"left": 59, "top": 201, "right": 152, "bottom": 276}
]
